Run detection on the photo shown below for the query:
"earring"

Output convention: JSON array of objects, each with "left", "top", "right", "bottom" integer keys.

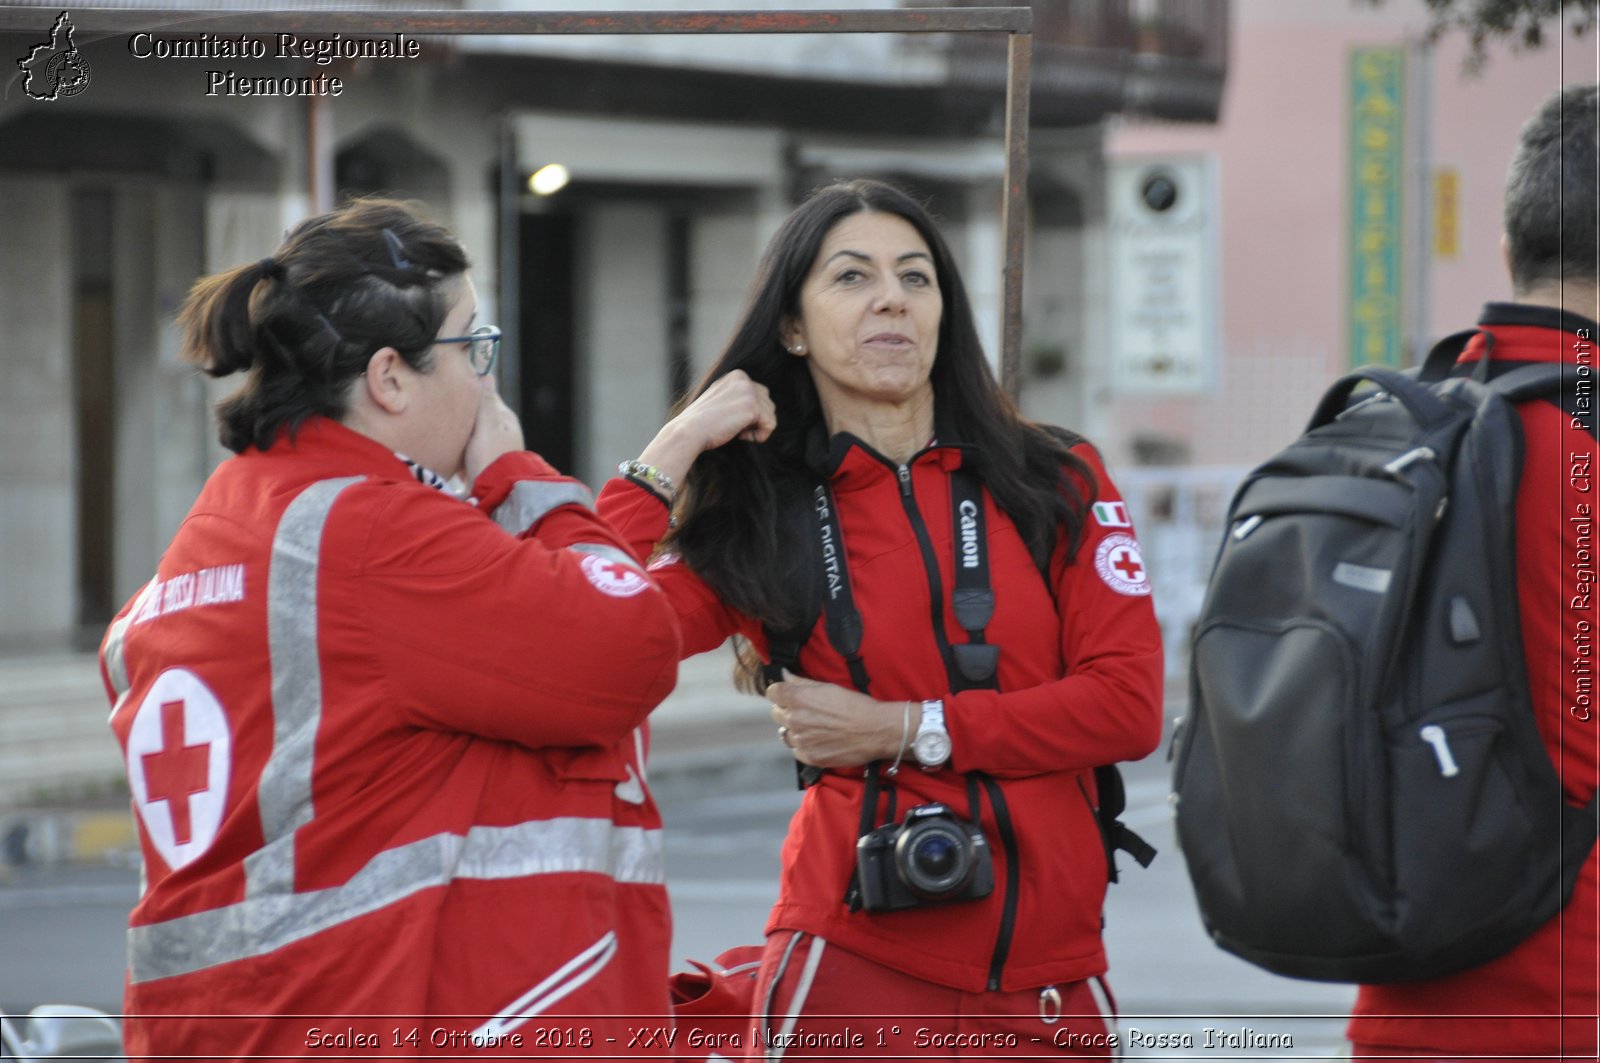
[{"left": 789, "top": 343, "right": 806, "bottom": 355}]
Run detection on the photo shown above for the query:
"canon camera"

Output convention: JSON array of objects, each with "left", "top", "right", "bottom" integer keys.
[{"left": 855, "top": 803, "right": 994, "bottom": 913}]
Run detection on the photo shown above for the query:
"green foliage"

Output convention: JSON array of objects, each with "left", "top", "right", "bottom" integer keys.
[{"left": 1360, "top": 0, "right": 1598, "bottom": 71}]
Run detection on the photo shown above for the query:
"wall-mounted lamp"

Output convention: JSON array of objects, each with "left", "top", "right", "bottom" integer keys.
[{"left": 528, "top": 163, "right": 570, "bottom": 196}]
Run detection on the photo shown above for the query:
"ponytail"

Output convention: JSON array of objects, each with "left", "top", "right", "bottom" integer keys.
[{"left": 178, "top": 259, "right": 275, "bottom": 379}]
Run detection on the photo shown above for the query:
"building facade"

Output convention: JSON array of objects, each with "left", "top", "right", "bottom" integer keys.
[
  {"left": 1104, "top": 0, "right": 1598, "bottom": 467},
  {"left": 0, "top": 0, "right": 1227, "bottom": 654}
]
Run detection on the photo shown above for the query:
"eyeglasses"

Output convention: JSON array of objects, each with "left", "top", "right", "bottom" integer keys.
[{"left": 436, "top": 324, "right": 502, "bottom": 376}]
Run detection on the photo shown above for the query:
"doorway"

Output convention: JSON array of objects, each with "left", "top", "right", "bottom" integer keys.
[{"left": 518, "top": 212, "right": 578, "bottom": 475}]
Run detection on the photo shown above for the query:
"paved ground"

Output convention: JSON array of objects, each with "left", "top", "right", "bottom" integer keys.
[{"left": 1, "top": 653, "right": 1360, "bottom": 1058}]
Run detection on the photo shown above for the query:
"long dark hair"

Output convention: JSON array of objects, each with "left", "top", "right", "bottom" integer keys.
[
  {"left": 667, "top": 179, "right": 1095, "bottom": 688},
  {"left": 178, "top": 197, "right": 470, "bottom": 453}
]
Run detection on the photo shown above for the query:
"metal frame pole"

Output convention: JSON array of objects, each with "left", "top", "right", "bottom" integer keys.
[{"left": 1001, "top": 30, "right": 1031, "bottom": 396}]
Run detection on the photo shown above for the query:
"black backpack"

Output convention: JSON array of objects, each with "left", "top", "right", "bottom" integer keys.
[{"left": 1172, "top": 333, "right": 1599, "bottom": 983}]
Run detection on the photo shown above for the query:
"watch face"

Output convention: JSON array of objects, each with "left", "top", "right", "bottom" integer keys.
[{"left": 914, "top": 730, "right": 951, "bottom": 767}]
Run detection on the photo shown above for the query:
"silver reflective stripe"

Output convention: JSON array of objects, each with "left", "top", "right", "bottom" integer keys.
[
  {"left": 493, "top": 480, "right": 593, "bottom": 536},
  {"left": 567, "top": 541, "right": 644, "bottom": 573},
  {"left": 103, "top": 579, "right": 158, "bottom": 718},
  {"left": 473, "top": 931, "right": 619, "bottom": 1042},
  {"left": 129, "top": 817, "right": 664, "bottom": 983},
  {"left": 247, "top": 476, "right": 362, "bottom": 897},
  {"left": 767, "top": 934, "right": 826, "bottom": 1062}
]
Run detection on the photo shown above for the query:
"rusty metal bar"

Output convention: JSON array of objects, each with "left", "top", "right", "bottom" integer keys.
[
  {"left": 0, "top": 8, "right": 1030, "bottom": 35},
  {"left": 999, "top": 30, "right": 1031, "bottom": 398},
  {"left": 4, "top": 5, "right": 1034, "bottom": 396}
]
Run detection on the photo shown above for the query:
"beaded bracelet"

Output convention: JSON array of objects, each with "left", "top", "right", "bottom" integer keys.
[{"left": 617, "top": 459, "right": 678, "bottom": 501}]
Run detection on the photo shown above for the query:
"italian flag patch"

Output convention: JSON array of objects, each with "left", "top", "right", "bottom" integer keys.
[{"left": 1092, "top": 501, "right": 1131, "bottom": 528}]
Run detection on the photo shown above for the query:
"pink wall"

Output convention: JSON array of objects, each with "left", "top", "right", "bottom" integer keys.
[
  {"left": 1103, "top": 0, "right": 1598, "bottom": 467},
  {"left": 1428, "top": 32, "right": 1598, "bottom": 330}
]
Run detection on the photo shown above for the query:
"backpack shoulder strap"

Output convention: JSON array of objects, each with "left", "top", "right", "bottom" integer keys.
[
  {"left": 1420, "top": 326, "right": 1597, "bottom": 441},
  {"left": 1419, "top": 328, "right": 1485, "bottom": 382},
  {"left": 1093, "top": 764, "right": 1157, "bottom": 882},
  {"left": 1488, "top": 363, "right": 1600, "bottom": 441},
  {"left": 1487, "top": 362, "right": 1565, "bottom": 400}
]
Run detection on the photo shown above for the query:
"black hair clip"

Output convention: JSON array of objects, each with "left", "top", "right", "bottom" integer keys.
[
  {"left": 382, "top": 228, "right": 411, "bottom": 271},
  {"left": 314, "top": 311, "right": 344, "bottom": 347}
]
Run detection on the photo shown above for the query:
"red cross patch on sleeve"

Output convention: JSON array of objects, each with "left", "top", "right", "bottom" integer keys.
[
  {"left": 580, "top": 553, "right": 649, "bottom": 598},
  {"left": 1093, "top": 533, "right": 1152, "bottom": 596}
]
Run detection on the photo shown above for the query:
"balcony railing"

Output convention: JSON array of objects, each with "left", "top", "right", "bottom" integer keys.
[{"left": 931, "top": 0, "right": 1230, "bottom": 124}]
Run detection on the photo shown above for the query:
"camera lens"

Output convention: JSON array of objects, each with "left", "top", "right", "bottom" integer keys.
[
  {"left": 895, "top": 819, "right": 974, "bottom": 899},
  {"left": 914, "top": 833, "right": 959, "bottom": 876}
]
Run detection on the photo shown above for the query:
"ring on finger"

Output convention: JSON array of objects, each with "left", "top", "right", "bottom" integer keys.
[{"left": 778, "top": 725, "right": 792, "bottom": 747}]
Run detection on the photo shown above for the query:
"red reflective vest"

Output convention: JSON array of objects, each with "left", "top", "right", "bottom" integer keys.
[
  {"left": 598, "top": 434, "right": 1163, "bottom": 992},
  {"left": 101, "top": 417, "right": 682, "bottom": 1060},
  {"left": 1349, "top": 306, "right": 1600, "bottom": 1059}
]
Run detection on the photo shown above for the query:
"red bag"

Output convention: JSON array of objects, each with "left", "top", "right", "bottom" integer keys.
[{"left": 668, "top": 945, "right": 764, "bottom": 1060}]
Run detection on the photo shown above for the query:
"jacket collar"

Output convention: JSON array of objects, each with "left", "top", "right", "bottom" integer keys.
[
  {"left": 1479, "top": 301, "right": 1600, "bottom": 338},
  {"left": 802, "top": 399, "right": 971, "bottom": 480},
  {"left": 257, "top": 415, "right": 422, "bottom": 482}
]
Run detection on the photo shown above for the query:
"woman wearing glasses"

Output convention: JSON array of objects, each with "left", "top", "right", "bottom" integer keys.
[{"left": 99, "top": 198, "right": 682, "bottom": 1059}]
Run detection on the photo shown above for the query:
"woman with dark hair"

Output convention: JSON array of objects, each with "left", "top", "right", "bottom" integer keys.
[
  {"left": 99, "top": 198, "right": 682, "bottom": 1059},
  {"left": 599, "top": 179, "right": 1163, "bottom": 1054}
]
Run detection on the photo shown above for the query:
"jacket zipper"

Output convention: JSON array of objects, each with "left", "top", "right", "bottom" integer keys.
[
  {"left": 892, "top": 461, "right": 959, "bottom": 690},
  {"left": 893, "top": 457, "right": 1020, "bottom": 992}
]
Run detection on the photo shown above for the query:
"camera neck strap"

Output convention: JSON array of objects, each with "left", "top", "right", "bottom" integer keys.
[
  {"left": 855, "top": 754, "right": 984, "bottom": 828},
  {"left": 801, "top": 462, "right": 1000, "bottom": 697},
  {"left": 810, "top": 482, "right": 872, "bottom": 694},
  {"left": 948, "top": 467, "right": 999, "bottom": 691},
  {"left": 766, "top": 457, "right": 1001, "bottom": 793}
]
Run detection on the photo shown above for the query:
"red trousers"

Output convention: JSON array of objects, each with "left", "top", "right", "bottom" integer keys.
[{"left": 740, "top": 930, "right": 1117, "bottom": 1061}]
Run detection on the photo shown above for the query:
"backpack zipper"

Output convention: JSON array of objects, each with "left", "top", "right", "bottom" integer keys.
[{"left": 1383, "top": 446, "right": 1437, "bottom": 474}]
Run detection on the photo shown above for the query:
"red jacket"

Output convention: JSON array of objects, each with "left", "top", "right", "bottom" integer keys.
[
  {"left": 1349, "top": 305, "right": 1600, "bottom": 1058},
  {"left": 100, "top": 418, "right": 682, "bottom": 1060},
  {"left": 598, "top": 433, "right": 1164, "bottom": 992}
]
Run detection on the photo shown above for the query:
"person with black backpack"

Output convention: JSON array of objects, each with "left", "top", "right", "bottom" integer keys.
[
  {"left": 1173, "top": 84, "right": 1597, "bottom": 1062},
  {"left": 596, "top": 179, "right": 1164, "bottom": 1057},
  {"left": 1344, "top": 81, "right": 1600, "bottom": 1062}
]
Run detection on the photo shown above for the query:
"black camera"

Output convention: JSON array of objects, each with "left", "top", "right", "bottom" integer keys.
[{"left": 855, "top": 803, "right": 994, "bottom": 913}]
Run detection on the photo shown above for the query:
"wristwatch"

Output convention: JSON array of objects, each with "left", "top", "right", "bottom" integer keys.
[{"left": 911, "top": 699, "right": 951, "bottom": 770}]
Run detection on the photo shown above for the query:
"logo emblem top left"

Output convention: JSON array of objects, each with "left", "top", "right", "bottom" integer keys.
[
  {"left": 17, "top": 12, "right": 92, "bottom": 101},
  {"left": 126, "top": 668, "right": 232, "bottom": 870}
]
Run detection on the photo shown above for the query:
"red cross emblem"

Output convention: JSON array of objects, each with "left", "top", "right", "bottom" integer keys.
[
  {"left": 1093, "top": 533, "right": 1152, "bottom": 597},
  {"left": 141, "top": 699, "right": 212, "bottom": 845},
  {"left": 1112, "top": 549, "right": 1144, "bottom": 582},
  {"left": 127, "top": 667, "right": 231, "bottom": 869},
  {"left": 580, "top": 552, "right": 649, "bottom": 598}
]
